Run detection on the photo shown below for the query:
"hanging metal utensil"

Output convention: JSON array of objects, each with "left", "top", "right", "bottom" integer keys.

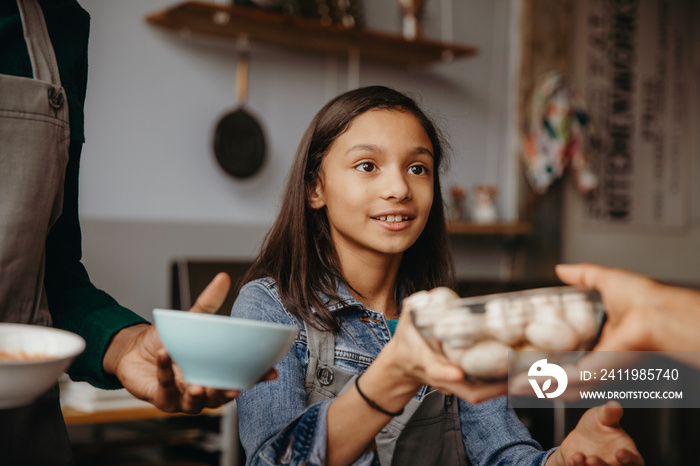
[{"left": 213, "top": 37, "right": 266, "bottom": 179}]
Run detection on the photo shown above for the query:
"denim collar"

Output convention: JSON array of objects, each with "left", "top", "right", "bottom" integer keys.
[
  {"left": 316, "top": 280, "right": 363, "bottom": 313},
  {"left": 316, "top": 279, "right": 405, "bottom": 317}
]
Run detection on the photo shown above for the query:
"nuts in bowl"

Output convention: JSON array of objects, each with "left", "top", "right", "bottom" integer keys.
[{"left": 405, "top": 286, "right": 605, "bottom": 382}]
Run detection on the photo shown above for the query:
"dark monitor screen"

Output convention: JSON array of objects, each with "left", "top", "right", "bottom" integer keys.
[{"left": 170, "top": 259, "right": 253, "bottom": 315}]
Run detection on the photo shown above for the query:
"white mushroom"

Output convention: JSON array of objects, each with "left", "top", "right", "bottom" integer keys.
[
  {"left": 442, "top": 342, "right": 467, "bottom": 365},
  {"left": 524, "top": 319, "right": 579, "bottom": 351},
  {"left": 402, "top": 290, "right": 431, "bottom": 313},
  {"left": 406, "top": 287, "right": 460, "bottom": 337},
  {"left": 561, "top": 290, "right": 588, "bottom": 303},
  {"left": 509, "top": 297, "right": 534, "bottom": 321},
  {"left": 529, "top": 293, "right": 560, "bottom": 307},
  {"left": 429, "top": 287, "right": 461, "bottom": 303},
  {"left": 484, "top": 297, "right": 527, "bottom": 345},
  {"left": 433, "top": 309, "right": 483, "bottom": 348},
  {"left": 529, "top": 293, "right": 564, "bottom": 322},
  {"left": 563, "top": 299, "right": 598, "bottom": 342},
  {"left": 459, "top": 340, "right": 510, "bottom": 380}
]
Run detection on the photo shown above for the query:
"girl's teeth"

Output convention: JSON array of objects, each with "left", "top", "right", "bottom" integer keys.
[{"left": 377, "top": 215, "right": 407, "bottom": 223}]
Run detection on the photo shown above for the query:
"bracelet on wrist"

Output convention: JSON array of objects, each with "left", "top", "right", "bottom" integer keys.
[{"left": 354, "top": 374, "right": 404, "bottom": 417}]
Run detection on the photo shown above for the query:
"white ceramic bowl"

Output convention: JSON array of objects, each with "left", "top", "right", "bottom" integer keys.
[
  {"left": 408, "top": 286, "right": 605, "bottom": 382},
  {"left": 153, "top": 309, "right": 298, "bottom": 390},
  {"left": 0, "top": 323, "right": 86, "bottom": 409}
]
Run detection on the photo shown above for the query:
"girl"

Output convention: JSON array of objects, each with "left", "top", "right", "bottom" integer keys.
[{"left": 232, "top": 86, "right": 641, "bottom": 466}]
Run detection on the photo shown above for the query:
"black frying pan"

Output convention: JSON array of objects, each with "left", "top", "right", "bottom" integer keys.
[{"left": 213, "top": 49, "right": 265, "bottom": 178}]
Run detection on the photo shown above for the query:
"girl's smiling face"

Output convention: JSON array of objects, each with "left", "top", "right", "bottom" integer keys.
[{"left": 308, "top": 109, "right": 434, "bottom": 262}]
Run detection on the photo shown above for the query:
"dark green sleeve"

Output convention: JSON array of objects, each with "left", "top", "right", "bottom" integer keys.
[{"left": 0, "top": 0, "right": 149, "bottom": 389}]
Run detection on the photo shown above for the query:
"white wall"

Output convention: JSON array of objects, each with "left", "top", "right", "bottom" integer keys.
[
  {"left": 78, "top": 0, "right": 517, "bottom": 224},
  {"left": 77, "top": 0, "right": 521, "bottom": 317}
]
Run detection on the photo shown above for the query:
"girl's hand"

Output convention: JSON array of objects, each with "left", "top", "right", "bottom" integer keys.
[
  {"left": 547, "top": 401, "right": 643, "bottom": 466},
  {"left": 382, "top": 309, "right": 508, "bottom": 403}
]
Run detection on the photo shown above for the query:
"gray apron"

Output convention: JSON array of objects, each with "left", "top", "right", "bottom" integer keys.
[
  {"left": 0, "top": 0, "right": 69, "bottom": 326},
  {"left": 304, "top": 322, "right": 470, "bottom": 465},
  {"left": 0, "top": 0, "right": 74, "bottom": 464}
]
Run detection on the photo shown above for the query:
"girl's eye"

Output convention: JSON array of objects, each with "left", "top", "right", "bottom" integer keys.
[
  {"left": 355, "top": 162, "right": 377, "bottom": 172},
  {"left": 408, "top": 165, "right": 429, "bottom": 175}
]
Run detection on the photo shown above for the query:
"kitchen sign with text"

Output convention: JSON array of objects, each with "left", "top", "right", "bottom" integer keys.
[{"left": 572, "top": 0, "right": 692, "bottom": 227}]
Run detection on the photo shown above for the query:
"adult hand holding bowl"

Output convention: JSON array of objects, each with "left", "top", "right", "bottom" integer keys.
[
  {"left": 153, "top": 309, "right": 297, "bottom": 391},
  {"left": 152, "top": 273, "right": 297, "bottom": 392},
  {"left": 104, "top": 272, "right": 282, "bottom": 414}
]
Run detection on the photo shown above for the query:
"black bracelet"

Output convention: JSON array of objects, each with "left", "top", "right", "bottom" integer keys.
[{"left": 354, "top": 375, "right": 404, "bottom": 417}]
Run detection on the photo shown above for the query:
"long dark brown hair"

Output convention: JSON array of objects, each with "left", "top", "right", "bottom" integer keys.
[{"left": 242, "top": 86, "right": 455, "bottom": 332}]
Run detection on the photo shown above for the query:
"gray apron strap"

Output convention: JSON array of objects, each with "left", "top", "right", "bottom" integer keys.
[
  {"left": 303, "top": 320, "right": 468, "bottom": 465},
  {"left": 16, "top": 0, "right": 62, "bottom": 85},
  {"left": 304, "top": 320, "right": 355, "bottom": 404}
]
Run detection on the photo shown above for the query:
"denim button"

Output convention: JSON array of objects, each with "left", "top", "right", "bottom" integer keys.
[{"left": 316, "top": 366, "right": 334, "bottom": 386}]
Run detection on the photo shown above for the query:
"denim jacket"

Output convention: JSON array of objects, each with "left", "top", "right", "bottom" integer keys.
[{"left": 232, "top": 278, "right": 557, "bottom": 466}]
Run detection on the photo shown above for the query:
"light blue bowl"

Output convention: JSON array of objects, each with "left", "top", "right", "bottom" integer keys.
[{"left": 153, "top": 309, "right": 298, "bottom": 390}]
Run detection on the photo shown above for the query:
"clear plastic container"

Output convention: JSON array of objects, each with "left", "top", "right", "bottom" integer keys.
[{"left": 407, "top": 286, "right": 605, "bottom": 382}]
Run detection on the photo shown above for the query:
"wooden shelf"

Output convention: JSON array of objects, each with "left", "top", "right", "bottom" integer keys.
[
  {"left": 145, "top": 2, "right": 477, "bottom": 66},
  {"left": 446, "top": 221, "right": 532, "bottom": 236}
]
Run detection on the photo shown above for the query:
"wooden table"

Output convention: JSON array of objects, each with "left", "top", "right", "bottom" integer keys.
[
  {"left": 62, "top": 404, "right": 238, "bottom": 466},
  {"left": 62, "top": 405, "right": 222, "bottom": 425}
]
